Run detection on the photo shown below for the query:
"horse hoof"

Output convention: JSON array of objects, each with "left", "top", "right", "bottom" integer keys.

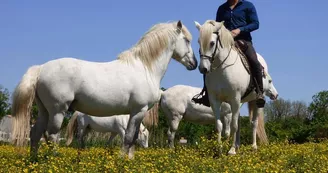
[
  {"left": 169, "top": 144, "right": 175, "bottom": 149},
  {"left": 128, "top": 152, "right": 134, "bottom": 160},
  {"left": 252, "top": 145, "right": 258, "bottom": 151},
  {"left": 228, "top": 148, "right": 236, "bottom": 155}
]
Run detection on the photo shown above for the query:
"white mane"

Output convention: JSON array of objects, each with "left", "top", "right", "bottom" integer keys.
[{"left": 118, "top": 21, "right": 192, "bottom": 71}]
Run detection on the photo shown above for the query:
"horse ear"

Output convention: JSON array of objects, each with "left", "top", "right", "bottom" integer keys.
[
  {"left": 177, "top": 20, "right": 183, "bottom": 30},
  {"left": 194, "top": 21, "right": 201, "bottom": 31}
]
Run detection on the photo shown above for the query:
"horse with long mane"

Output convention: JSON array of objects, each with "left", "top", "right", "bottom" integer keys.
[
  {"left": 11, "top": 20, "right": 197, "bottom": 159},
  {"left": 66, "top": 111, "right": 149, "bottom": 148},
  {"left": 150, "top": 82, "right": 277, "bottom": 148},
  {"left": 194, "top": 20, "right": 278, "bottom": 155}
]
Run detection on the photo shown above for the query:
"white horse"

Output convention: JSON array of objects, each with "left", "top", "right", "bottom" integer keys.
[
  {"left": 11, "top": 20, "right": 197, "bottom": 159},
  {"left": 160, "top": 83, "right": 278, "bottom": 148},
  {"left": 66, "top": 111, "right": 149, "bottom": 148},
  {"left": 0, "top": 115, "right": 12, "bottom": 142},
  {"left": 194, "top": 20, "right": 278, "bottom": 155}
]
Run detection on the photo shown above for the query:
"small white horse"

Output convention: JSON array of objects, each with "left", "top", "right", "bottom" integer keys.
[
  {"left": 160, "top": 86, "right": 231, "bottom": 148},
  {"left": 160, "top": 83, "right": 278, "bottom": 148},
  {"left": 11, "top": 20, "right": 197, "bottom": 159},
  {"left": 0, "top": 115, "right": 62, "bottom": 144},
  {"left": 0, "top": 115, "right": 12, "bottom": 142},
  {"left": 195, "top": 20, "right": 278, "bottom": 155},
  {"left": 66, "top": 111, "right": 149, "bottom": 148}
]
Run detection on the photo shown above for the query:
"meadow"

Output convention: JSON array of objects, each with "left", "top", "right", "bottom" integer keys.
[{"left": 1, "top": 136, "right": 327, "bottom": 173}]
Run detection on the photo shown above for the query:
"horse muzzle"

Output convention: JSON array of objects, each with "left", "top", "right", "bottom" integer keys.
[
  {"left": 270, "top": 94, "right": 278, "bottom": 100},
  {"left": 199, "top": 66, "right": 209, "bottom": 74},
  {"left": 187, "top": 61, "right": 197, "bottom": 70}
]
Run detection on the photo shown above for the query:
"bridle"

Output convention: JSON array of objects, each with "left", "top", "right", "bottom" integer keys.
[
  {"left": 199, "top": 31, "right": 233, "bottom": 71},
  {"left": 199, "top": 31, "right": 221, "bottom": 63}
]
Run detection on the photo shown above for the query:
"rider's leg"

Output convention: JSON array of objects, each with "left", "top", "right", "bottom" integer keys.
[
  {"left": 192, "top": 74, "right": 210, "bottom": 107},
  {"left": 237, "top": 40, "right": 265, "bottom": 108}
]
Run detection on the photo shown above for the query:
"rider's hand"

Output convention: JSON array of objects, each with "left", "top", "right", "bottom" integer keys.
[{"left": 231, "top": 28, "right": 241, "bottom": 37}]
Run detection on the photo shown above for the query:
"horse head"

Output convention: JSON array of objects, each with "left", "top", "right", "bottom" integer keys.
[
  {"left": 137, "top": 124, "right": 149, "bottom": 148},
  {"left": 263, "top": 73, "right": 279, "bottom": 100},
  {"left": 194, "top": 20, "right": 234, "bottom": 74},
  {"left": 172, "top": 21, "right": 198, "bottom": 70}
]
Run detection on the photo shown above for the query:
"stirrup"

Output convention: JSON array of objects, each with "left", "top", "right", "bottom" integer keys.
[
  {"left": 256, "top": 94, "right": 265, "bottom": 108},
  {"left": 192, "top": 93, "right": 210, "bottom": 107},
  {"left": 192, "top": 93, "right": 203, "bottom": 102}
]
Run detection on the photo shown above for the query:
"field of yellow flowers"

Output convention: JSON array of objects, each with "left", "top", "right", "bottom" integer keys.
[{"left": 1, "top": 138, "right": 328, "bottom": 173}]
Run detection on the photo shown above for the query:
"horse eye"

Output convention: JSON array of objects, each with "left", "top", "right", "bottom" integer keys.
[
  {"left": 269, "top": 80, "right": 272, "bottom": 83},
  {"left": 184, "top": 38, "right": 190, "bottom": 44},
  {"left": 210, "top": 41, "right": 215, "bottom": 48}
]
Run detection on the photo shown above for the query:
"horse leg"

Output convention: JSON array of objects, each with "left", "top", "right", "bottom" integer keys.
[
  {"left": 228, "top": 100, "right": 241, "bottom": 155},
  {"left": 249, "top": 100, "right": 258, "bottom": 150},
  {"left": 209, "top": 97, "right": 223, "bottom": 145},
  {"left": 45, "top": 108, "right": 65, "bottom": 155},
  {"left": 122, "top": 107, "right": 147, "bottom": 159},
  {"left": 222, "top": 112, "right": 232, "bottom": 139},
  {"left": 43, "top": 131, "right": 60, "bottom": 145},
  {"left": 235, "top": 113, "right": 241, "bottom": 151},
  {"left": 167, "top": 113, "right": 182, "bottom": 148},
  {"left": 47, "top": 112, "right": 64, "bottom": 141},
  {"left": 106, "top": 133, "right": 118, "bottom": 147},
  {"left": 30, "top": 97, "right": 49, "bottom": 160},
  {"left": 220, "top": 102, "right": 231, "bottom": 139},
  {"left": 77, "top": 125, "right": 87, "bottom": 149}
]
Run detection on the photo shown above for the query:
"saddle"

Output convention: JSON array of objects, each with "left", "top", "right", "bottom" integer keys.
[{"left": 234, "top": 40, "right": 267, "bottom": 100}]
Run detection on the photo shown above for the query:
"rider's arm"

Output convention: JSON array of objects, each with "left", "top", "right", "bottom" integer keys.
[{"left": 239, "top": 2, "right": 259, "bottom": 33}]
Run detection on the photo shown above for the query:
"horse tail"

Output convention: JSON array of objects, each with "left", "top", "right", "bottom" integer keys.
[
  {"left": 248, "top": 103, "right": 269, "bottom": 144},
  {"left": 11, "top": 65, "right": 41, "bottom": 146},
  {"left": 65, "top": 111, "right": 79, "bottom": 146},
  {"left": 257, "top": 109, "right": 269, "bottom": 144},
  {"left": 142, "top": 90, "right": 164, "bottom": 128}
]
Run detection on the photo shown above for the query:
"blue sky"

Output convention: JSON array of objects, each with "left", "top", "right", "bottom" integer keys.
[{"left": 0, "top": 0, "right": 326, "bottom": 115}]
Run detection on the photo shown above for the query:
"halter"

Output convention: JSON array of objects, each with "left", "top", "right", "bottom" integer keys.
[{"left": 199, "top": 31, "right": 233, "bottom": 72}]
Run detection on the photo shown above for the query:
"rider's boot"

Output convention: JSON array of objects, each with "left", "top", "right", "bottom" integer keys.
[{"left": 192, "top": 74, "right": 210, "bottom": 107}]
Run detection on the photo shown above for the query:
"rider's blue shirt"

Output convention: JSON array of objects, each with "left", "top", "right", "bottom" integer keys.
[{"left": 216, "top": 0, "right": 259, "bottom": 42}]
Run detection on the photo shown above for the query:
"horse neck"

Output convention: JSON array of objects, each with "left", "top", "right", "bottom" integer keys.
[
  {"left": 145, "top": 46, "right": 174, "bottom": 87},
  {"left": 217, "top": 48, "right": 248, "bottom": 74}
]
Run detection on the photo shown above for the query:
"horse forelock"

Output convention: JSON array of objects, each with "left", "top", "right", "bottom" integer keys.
[
  {"left": 200, "top": 20, "right": 234, "bottom": 53},
  {"left": 200, "top": 21, "right": 217, "bottom": 54},
  {"left": 118, "top": 21, "right": 190, "bottom": 71}
]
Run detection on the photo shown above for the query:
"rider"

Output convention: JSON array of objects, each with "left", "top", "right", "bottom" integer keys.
[{"left": 192, "top": 0, "right": 266, "bottom": 108}]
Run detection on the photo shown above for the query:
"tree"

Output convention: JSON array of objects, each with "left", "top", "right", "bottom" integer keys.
[
  {"left": 265, "top": 98, "right": 292, "bottom": 121},
  {"left": 308, "top": 90, "right": 328, "bottom": 121},
  {"left": 0, "top": 85, "right": 11, "bottom": 119},
  {"left": 291, "top": 100, "right": 309, "bottom": 120}
]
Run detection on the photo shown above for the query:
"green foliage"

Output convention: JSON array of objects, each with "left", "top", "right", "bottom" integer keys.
[
  {"left": 308, "top": 90, "right": 328, "bottom": 121},
  {"left": 0, "top": 85, "right": 11, "bottom": 119},
  {"left": 239, "top": 116, "right": 252, "bottom": 144},
  {"left": 264, "top": 90, "right": 328, "bottom": 144},
  {"left": 265, "top": 117, "right": 311, "bottom": 143},
  {"left": 176, "top": 121, "right": 215, "bottom": 145}
]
